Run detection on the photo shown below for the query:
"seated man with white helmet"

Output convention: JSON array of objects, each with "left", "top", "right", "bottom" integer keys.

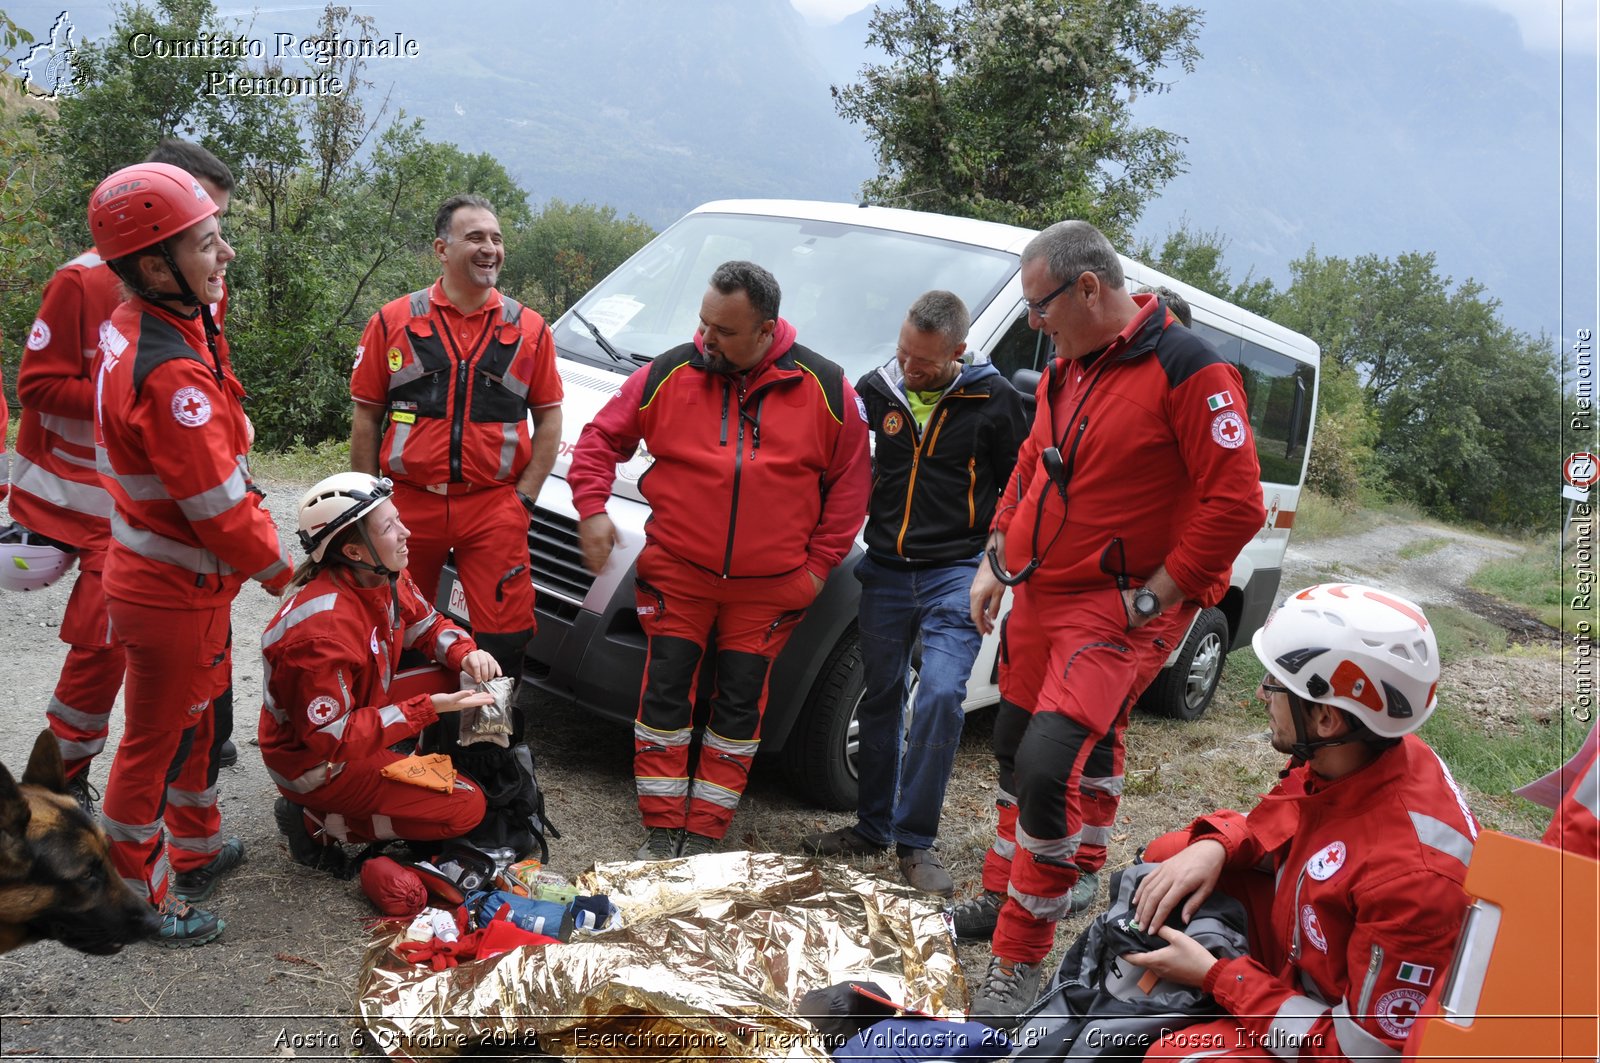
[
  {"left": 259, "top": 473, "right": 500, "bottom": 875},
  {"left": 1123, "top": 584, "right": 1478, "bottom": 1062}
]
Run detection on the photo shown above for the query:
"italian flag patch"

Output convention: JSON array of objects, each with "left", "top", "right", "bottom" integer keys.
[
  {"left": 1207, "top": 391, "right": 1233, "bottom": 411},
  {"left": 1396, "top": 962, "right": 1435, "bottom": 986}
]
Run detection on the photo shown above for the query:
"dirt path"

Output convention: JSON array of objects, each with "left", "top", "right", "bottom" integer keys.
[{"left": 0, "top": 490, "right": 1563, "bottom": 1059}]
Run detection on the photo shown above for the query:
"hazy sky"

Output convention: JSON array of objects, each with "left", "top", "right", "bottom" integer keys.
[{"left": 790, "top": 0, "right": 1598, "bottom": 52}]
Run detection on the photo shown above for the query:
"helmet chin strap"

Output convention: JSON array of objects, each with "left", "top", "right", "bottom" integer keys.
[
  {"left": 125, "top": 243, "right": 226, "bottom": 382},
  {"left": 1286, "top": 694, "right": 1363, "bottom": 762},
  {"left": 336, "top": 524, "right": 401, "bottom": 627}
]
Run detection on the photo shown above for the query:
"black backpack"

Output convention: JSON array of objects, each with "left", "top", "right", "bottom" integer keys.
[
  {"left": 1010, "top": 862, "right": 1250, "bottom": 1060},
  {"left": 420, "top": 702, "right": 559, "bottom": 864}
]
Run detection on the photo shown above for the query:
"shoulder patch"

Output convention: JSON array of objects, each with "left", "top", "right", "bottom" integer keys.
[
  {"left": 1211, "top": 409, "right": 1247, "bottom": 449},
  {"left": 855, "top": 395, "right": 868, "bottom": 422},
  {"left": 26, "top": 318, "right": 50, "bottom": 351},
  {"left": 306, "top": 695, "right": 339, "bottom": 726},
  {"left": 171, "top": 386, "right": 213, "bottom": 427},
  {"left": 1375, "top": 988, "right": 1428, "bottom": 1038}
]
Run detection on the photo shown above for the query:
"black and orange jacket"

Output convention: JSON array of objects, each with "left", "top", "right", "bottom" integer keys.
[
  {"left": 569, "top": 319, "right": 870, "bottom": 581},
  {"left": 994, "top": 295, "right": 1265, "bottom": 604},
  {"left": 856, "top": 360, "right": 1027, "bottom": 565}
]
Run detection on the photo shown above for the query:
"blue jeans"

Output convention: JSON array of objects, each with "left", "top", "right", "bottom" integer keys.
[{"left": 854, "top": 553, "right": 984, "bottom": 850}]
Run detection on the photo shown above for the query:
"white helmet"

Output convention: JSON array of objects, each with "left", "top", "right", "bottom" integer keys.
[
  {"left": 1252, "top": 583, "right": 1439, "bottom": 739},
  {"left": 297, "top": 473, "right": 393, "bottom": 563},
  {"left": 0, "top": 523, "right": 78, "bottom": 592}
]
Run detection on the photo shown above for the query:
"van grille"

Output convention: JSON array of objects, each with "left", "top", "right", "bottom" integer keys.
[{"left": 528, "top": 508, "right": 594, "bottom": 605}]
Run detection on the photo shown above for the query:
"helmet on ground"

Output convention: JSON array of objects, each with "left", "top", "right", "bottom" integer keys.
[
  {"left": 88, "top": 162, "right": 219, "bottom": 263},
  {"left": 0, "top": 523, "right": 78, "bottom": 592},
  {"left": 1252, "top": 583, "right": 1439, "bottom": 738},
  {"left": 297, "top": 473, "right": 394, "bottom": 563}
]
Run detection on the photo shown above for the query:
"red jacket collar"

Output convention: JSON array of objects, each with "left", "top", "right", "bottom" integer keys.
[{"left": 691, "top": 317, "right": 799, "bottom": 379}]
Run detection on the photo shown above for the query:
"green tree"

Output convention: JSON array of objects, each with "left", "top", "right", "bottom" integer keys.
[
  {"left": 33, "top": 0, "right": 301, "bottom": 249},
  {"left": 1274, "top": 249, "right": 1560, "bottom": 527},
  {"left": 23, "top": 0, "right": 543, "bottom": 447},
  {"left": 501, "top": 199, "right": 655, "bottom": 318},
  {"left": 834, "top": 0, "right": 1202, "bottom": 238},
  {"left": 1133, "top": 221, "right": 1278, "bottom": 317}
]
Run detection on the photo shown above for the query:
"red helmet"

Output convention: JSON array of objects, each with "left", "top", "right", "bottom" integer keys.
[{"left": 87, "top": 162, "right": 219, "bottom": 262}]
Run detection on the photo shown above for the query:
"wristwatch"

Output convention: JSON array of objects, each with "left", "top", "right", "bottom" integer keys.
[{"left": 1131, "top": 587, "right": 1161, "bottom": 620}]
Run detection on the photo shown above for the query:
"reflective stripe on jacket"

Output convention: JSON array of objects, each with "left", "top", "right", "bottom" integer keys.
[
  {"left": 258, "top": 568, "right": 474, "bottom": 793},
  {"left": 95, "top": 299, "right": 288, "bottom": 606}
]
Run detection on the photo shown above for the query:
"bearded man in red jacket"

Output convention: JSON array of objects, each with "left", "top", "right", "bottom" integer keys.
[{"left": 568, "top": 260, "right": 870, "bottom": 862}]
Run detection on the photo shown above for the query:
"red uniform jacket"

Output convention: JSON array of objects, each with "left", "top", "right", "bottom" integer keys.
[
  {"left": 350, "top": 282, "right": 562, "bottom": 488},
  {"left": 9, "top": 253, "right": 123, "bottom": 547},
  {"left": 567, "top": 319, "right": 871, "bottom": 581},
  {"left": 1540, "top": 740, "right": 1600, "bottom": 862},
  {"left": 94, "top": 299, "right": 289, "bottom": 607},
  {"left": 258, "top": 569, "right": 475, "bottom": 796},
  {"left": 994, "top": 295, "right": 1264, "bottom": 604},
  {"left": 1186, "top": 735, "right": 1479, "bottom": 1060},
  {"left": 1, "top": 358, "right": 9, "bottom": 502}
]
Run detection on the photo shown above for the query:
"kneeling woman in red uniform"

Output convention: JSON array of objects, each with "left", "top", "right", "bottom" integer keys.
[{"left": 260, "top": 472, "right": 498, "bottom": 874}]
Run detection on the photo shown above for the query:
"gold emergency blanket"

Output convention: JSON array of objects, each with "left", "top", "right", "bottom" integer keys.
[{"left": 356, "top": 851, "right": 967, "bottom": 1060}]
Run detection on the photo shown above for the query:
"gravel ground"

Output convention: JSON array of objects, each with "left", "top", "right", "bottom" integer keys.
[{"left": 0, "top": 485, "right": 1565, "bottom": 1060}]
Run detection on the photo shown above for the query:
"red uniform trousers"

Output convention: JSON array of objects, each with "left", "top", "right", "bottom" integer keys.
[
  {"left": 286, "top": 752, "right": 485, "bottom": 846},
  {"left": 633, "top": 542, "right": 816, "bottom": 839},
  {"left": 45, "top": 545, "right": 126, "bottom": 780},
  {"left": 1141, "top": 828, "right": 1286, "bottom": 1063},
  {"left": 984, "top": 584, "right": 1194, "bottom": 963},
  {"left": 99, "top": 599, "right": 231, "bottom": 903},
  {"left": 392, "top": 481, "right": 534, "bottom": 668}
]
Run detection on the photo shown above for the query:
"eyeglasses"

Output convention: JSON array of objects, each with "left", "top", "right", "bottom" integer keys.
[
  {"left": 1261, "top": 673, "right": 1291, "bottom": 696},
  {"left": 1025, "top": 273, "right": 1082, "bottom": 318}
]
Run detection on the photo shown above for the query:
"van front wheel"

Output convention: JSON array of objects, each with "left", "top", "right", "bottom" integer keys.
[
  {"left": 782, "top": 631, "right": 864, "bottom": 811},
  {"left": 1139, "top": 606, "right": 1229, "bottom": 721}
]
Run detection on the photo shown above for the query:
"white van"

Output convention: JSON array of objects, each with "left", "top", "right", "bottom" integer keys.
[{"left": 486, "top": 200, "right": 1319, "bottom": 810}]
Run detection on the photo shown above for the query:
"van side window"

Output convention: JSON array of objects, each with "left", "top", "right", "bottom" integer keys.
[
  {"left": 988, "top": 312, "right": 1046, "bottom": 382},
  {"left": 1192, "top": 322, "right": 1314, "bottom": 485},
  {"left": 1237, "top": 340, "right": 1315, "bottom": 485}
]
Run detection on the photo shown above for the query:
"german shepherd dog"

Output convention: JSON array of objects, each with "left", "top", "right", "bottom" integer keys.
[{"left": 0, "top": 730, "right": 160, "bottom": 954}]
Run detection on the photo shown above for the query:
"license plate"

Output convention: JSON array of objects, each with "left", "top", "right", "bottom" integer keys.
[{"left": 441, "top": 570, "right": 471, "bottom": 625}]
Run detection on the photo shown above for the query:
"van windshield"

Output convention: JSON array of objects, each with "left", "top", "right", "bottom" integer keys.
[{"left": 553, "top": 212, "right": 1018, "bottom": 380}]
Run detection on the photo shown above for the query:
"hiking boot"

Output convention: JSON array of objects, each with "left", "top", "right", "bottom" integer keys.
[
  {"left": 274, "top": 797, "right": 349, "bottom": 877},
  {"left": 152, "top": 894, "right": 225, "bottom": 949},
  {"left": 967, "top": 955, "right": 1044, "bottom": 1029},
  {"left": 218, "top": 738, "right": 238, "bottom": 768},
  {"left": 678, "top": 832, "right": 717, "bottom": 858},
  {"left": 898, "top": 848, "right": 955, "bottom": 897},
  {"left": 634, "top": 826, "right": 682, "bottom": 861},
  {"left": 800, "top": 825, "right": 887, "bottom": 858},
  {"left": 171, "top": 836, "right": 246, "bottom": 904},
  {"left": 66, "top": 773, "right": 99, "bottom": 818},
  {"left": 950, "top": 889, "right": 1006, "bottom": 940},
  {"left": 1067, "top": 870, "right": 1101, "bottom": 914}
]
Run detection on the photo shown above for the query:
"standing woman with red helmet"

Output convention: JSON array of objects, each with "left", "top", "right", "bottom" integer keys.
[{"left": 91, "top": 162, "right": 291, "bottom": 946}]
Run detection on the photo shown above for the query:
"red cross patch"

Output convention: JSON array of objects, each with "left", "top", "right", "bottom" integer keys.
[
  {"left": 170, "top": 386, "right": 212, "bottom": 427},
  {"left": 1306, "top": 840, "right": 1347, "bottom": 880},
  {"left": 1210, "top": 409, "right": 1246, "bottom": 449},
  {"left": 1376, "top": 988, "right": 1428, "bottom": 1038}
]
